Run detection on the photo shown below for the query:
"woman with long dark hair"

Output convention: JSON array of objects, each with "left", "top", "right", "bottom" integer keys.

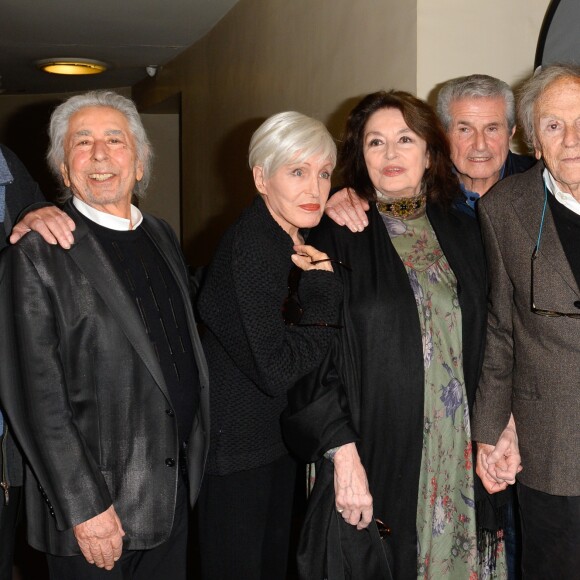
[{"left": 283, "top": 91, "right": 506, "bottom": 579}]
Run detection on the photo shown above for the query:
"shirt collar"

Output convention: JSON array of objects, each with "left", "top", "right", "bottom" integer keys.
[
  {"left": 72, "top": 196, "right": 143, "bottom": 230},
  {"left": 457, "top": 179, "right": 480, "bottom": 210},
  {"left": 543, "top": 168, "right": 580, "bottom": 217},
  {"left": 454, "top": 159, "right": 507, "bottom": 209}
]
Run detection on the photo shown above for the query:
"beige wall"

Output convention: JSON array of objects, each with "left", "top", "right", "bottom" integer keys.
[
  {"left": 140, "top": 113, "right": 181, "bottom": 238},
  {"left": 134, "top": 0, "right": 418, "bottom": 265},
  {"left": 417, "top": 0, "right": 549, "bottom": 103}
]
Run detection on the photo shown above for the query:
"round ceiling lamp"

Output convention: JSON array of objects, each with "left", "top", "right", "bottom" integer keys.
[{"left": 36, "top": 58, "right": 108, "bottom": 75}]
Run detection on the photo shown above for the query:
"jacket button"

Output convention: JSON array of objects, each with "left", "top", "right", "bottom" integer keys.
[
  {"left": 166, "top": 409, "right": 175, "bottom": 417},
  {"left": 574, "top": 301, "right": 580, "bottom": 309},
  {"left": 165, "top": 458, "right": 175, "bottom": 467}
]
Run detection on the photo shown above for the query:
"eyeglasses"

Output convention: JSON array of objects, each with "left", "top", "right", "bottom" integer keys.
[
  {"left": 282, "top": 258, "right": 351, "bottom": 328},
  {"left": 530, "top": 183, "right": 580, "bottom": 319},
  {"left": 375, "top": 518, "right": 391, "bottom": 539}
]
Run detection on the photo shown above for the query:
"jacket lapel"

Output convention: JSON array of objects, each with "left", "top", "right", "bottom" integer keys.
[
  {"left": 64, "top": 202, "right": 171, "bottom": 401},
  {"left": 140, "top": 215, "right": 209, "bottom": 383},
  {"left": 512, "top": 164, "right": 580, "bottom": 298}
]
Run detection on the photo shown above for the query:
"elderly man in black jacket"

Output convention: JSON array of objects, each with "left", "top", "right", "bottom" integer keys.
[{"left": 0, "top": 91, "right": 208, "bottom": 580}]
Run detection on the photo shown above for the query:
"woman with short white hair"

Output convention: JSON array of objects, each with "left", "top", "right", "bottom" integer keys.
[{"left": 197, "top": 111, "right": 344, "bottom": 579}]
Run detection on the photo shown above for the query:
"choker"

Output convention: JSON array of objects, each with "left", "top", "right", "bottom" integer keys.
[{"left": 375, "top": 193, "right": 427, "bottom": 219}]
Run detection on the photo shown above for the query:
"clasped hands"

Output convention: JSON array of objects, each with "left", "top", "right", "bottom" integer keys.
[{"left": 476, "top": 414, "right": 523, "bottom": 494}]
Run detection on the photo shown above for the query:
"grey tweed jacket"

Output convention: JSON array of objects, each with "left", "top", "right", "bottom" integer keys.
[{"left": 472, "top": 161, "right": 580, "bottom": 496}]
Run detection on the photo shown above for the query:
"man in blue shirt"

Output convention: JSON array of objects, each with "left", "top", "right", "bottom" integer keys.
[{"left": 436, "top": 74, "right": 535, "bottom": 218}]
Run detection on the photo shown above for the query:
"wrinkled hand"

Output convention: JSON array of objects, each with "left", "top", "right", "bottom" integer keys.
[
  {"left": 73, "top": 505, "right": 125, "bottom": 569},
  {"left": 292, "top": 244, "right": 334, "bottom": 272},
  {"left": 476, "top": 415, "right": 522, "bottom": 494},
  {"left": 10, "top": 206, "right": 76, "bottom": 249},
  {"left": 333, "top": 442, "right": 373, "bottom": 529},
  {"left": 325, "top": 188, "right": 369, "bottom": 232}
]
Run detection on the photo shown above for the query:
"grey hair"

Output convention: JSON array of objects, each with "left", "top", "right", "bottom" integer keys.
[
  {"left": 248, "top": 111, "right": 336, "bottom": 178},
  {"left": 47, "top": 90, "right": 152, "bottom": 200},
  {"left": 437, "top": 74, "right": 516, "bottom": 132},
  {"left": 518, "top": 63, "right": 580, "bottom": 150}
]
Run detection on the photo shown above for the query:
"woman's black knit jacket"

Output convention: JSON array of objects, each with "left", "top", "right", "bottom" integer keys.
[{"left": 198, "top": 196, "right": 342, "bottom": 475}]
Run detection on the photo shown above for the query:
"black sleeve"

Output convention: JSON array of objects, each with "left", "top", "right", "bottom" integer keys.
[
  {"left": 282, "top": 337, "right": 359, "bottom": 462},
  {"left": 227, "top": 231, "right": 343, "bottom": 396},
  {"left": 0, "top": 244, "right": 112, "bottom": 530},
  {"left": 1, "top": 146, "right": 47, "bottom": 243},
  {"left": 2, "top": 146, "right": 45, "bottom": 210}
]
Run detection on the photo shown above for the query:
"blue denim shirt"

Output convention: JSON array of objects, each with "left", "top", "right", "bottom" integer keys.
[
  {"left": 0, "top": 147, "right": 12, "bottom": 222},
  {"left": 0, "top": 149, "right": 11, "bottom": 436},
  {"left": 454, "top": 162, "right": 507, "bottom": 218}
]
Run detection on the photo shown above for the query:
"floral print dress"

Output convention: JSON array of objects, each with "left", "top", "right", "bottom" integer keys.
[{"left": 382, "top": 211, "right": 506, "bottom": 580}]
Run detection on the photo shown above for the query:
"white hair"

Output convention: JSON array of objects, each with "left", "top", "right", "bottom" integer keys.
[
  {"left": 518, "top": 63, "right": 580, "bottom": 150},
  {"left": 248, "top": 111, "right": 336, "bottom": 178},
  {"left": 437, "top": 74, "right": 516, "bottom": 131},
  {"left": 47, "top": 90, "right": 152, "bottom": 200}
]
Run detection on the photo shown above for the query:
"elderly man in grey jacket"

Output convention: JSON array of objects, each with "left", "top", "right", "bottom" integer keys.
[{"left": 473, "top": 64, "right": 580, "bottom": 580}]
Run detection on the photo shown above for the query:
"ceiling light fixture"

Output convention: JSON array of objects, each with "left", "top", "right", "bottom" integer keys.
[{"left": 36, "top": 58, "right": 108, "bottom": 76}]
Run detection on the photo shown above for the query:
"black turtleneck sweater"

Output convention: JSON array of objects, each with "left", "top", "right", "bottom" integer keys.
[
  {"left": 82, "top": 213, "right": 198, "bottom": 444},
  {"left": 548, "top": 193, "right": 580, "bottom": 294}
]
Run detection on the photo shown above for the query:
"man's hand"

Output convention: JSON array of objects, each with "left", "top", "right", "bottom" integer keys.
[
  {"left": 476, "top": 414, "right": 522, "bottom": 494},
  {"left": 325, "top": 188, "right": 369, "bottom": 232},
  {"left": 10, "top": 206, "right": 76, "bottom": 249},
  {"left": 73, "top": 505, "right": 125, "bottom": 570},
  {"left": 333, "top": 442, "right": 373, "bottom": 529}
]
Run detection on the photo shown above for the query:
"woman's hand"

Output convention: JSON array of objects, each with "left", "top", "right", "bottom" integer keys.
[
  {"left": 292, "top": 244, "right": 334, "bottom": 272},
  {"left": 333, "top": 442, "right": 373, "bottom": 529}
]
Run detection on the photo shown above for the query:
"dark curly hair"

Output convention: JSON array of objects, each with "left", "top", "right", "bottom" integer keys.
[{"left": 339, "top": 90, "right": 458, "bottom": 207}]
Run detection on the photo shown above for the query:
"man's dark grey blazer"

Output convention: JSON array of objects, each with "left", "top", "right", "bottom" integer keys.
[
  {"left": 0, "top": 200, "right": 209, "bottom": 555},
  {"left": 472, "top": 161, "right": 580, "bottom": 497}
]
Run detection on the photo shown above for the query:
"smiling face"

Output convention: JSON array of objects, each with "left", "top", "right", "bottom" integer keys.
[
  {"left": 362, "top": 107, "right": 430, "bottom": 199},
  {"left": 534, "top": 77, "right": 580, "bottom": 199},
  {"left": 253, "top": 153, "right": 334, "bottom": 243},
  {"left": 60, "top": 106, "right": 144, "bottom": 217},
  {"left": 447, "top": 96, "right": 514, "bottom": 195}
]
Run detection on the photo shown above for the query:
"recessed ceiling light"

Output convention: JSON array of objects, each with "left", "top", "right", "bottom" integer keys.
[{"left": 36, "top": 58, "right": 108, "bottom": 75}]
